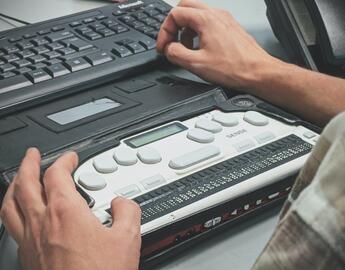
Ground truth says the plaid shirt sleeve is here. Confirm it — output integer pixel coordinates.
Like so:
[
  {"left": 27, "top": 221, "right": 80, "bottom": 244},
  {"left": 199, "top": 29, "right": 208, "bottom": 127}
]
[{"left": 252, "top": 113, "right": 345, "bottom": 270}]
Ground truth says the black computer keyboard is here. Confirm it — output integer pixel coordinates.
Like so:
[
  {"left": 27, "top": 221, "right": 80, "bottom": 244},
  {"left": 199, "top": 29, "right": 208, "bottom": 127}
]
[{"left": 0, "top": 0, "right": 171, "bottom": 115}]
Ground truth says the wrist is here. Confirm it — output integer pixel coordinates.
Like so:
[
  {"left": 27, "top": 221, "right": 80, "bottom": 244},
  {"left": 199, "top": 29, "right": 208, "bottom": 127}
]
[{"left": 244, "top": 55, "right": 289, "bottom": 92}]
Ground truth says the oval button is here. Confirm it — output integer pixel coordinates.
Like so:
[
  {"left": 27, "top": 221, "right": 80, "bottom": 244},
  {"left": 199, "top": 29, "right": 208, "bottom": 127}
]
[
  {"left": 187, "top": 128, "right": 215, "bottom": 143},
  {"left": 78, "top": 172, "right": 107, "bottom": 191},
  {"left": 114, "top": 148, "right": 138, "bottom": 166},
  {"left": 195, "top": 119, "right": 223, "bottom": 133},
  {"left": 243, "top": 111, "right": 269, "bottom": 126},
  {"left": 137, "top": 147, "right": 162, "bottom": 164},
  {"left": 93, "top": 155, "right": 118, "bottom": 173},
  {"left": 212, "top": 112, "right": 239, "bottom": 127}
]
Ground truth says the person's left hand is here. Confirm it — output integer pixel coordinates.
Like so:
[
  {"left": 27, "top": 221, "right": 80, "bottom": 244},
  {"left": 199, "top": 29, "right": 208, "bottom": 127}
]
[{"left": 0, "top": 148, "right": 142, "bottom": 270}]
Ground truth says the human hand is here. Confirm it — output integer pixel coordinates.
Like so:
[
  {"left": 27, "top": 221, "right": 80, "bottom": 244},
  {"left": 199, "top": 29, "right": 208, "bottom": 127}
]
[
  {"left": 157, "top": 0, "right": 279, "bottom": 89},
  {"left": 0, "top": 148, "right": 141, "bottom": 270}
]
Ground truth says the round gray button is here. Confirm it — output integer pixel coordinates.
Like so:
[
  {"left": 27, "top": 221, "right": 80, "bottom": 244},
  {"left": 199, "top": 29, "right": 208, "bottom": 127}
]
[
  {"left": 93, "top": 155, "right": 118, "bottom": 174},
  {"left": 243, "top": 111, "right": 269, "bottom": 126},
  {"left": 195, "top": 119, "right": 223, "bottom": 133},
  {"left": 187, "top": 128, "right": 215, "bottom": 143},
  {"left": 137, "top": 147, "right": 162, "bottom": 164},
  {"left": 114, "top": 148, "right": 138, "bottom": 166},
  {"left": 78, "top": 172, "right": 107, "bottom": 191},
  {"left": 212, "top": 112, "right": 239, "bottom": 127}
]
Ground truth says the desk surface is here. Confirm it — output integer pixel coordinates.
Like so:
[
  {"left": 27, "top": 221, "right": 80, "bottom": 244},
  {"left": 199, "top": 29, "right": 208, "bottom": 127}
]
[{"left": 0, "top": 1, "right": 287, "bottom": 269}]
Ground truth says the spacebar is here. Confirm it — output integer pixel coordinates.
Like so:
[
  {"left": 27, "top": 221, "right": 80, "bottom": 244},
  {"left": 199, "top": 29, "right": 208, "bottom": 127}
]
[{"left": 0, "top": 75, "right": 33, "bottom": 94}]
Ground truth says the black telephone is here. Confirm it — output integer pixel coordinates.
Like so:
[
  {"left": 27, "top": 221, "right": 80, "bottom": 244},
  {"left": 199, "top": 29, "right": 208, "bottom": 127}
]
[{"left": 265, "top": 0, "right": 345, "bottom": 77}]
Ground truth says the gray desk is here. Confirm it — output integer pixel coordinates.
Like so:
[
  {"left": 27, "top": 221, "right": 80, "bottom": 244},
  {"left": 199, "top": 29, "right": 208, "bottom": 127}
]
[{"left": 0, "top": 1, "right": 288, "bottom": 269}]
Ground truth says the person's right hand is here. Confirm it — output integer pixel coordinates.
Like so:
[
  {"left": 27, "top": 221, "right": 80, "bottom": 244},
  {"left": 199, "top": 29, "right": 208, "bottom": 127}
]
[
  {"left": 0, "top": 148, "right": 141, "bottom": 270},
  {"left": 157, "top": 0, "right": 279, "bottom": 89}
]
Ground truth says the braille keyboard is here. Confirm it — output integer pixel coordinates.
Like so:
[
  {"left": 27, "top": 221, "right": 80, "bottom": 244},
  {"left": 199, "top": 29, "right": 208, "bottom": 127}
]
[
  {"left": 0, "top": 0, "right": 171, "bottom": 114},
  {"left": 73, "top": 109, "right": 319, "bottom": 233}
]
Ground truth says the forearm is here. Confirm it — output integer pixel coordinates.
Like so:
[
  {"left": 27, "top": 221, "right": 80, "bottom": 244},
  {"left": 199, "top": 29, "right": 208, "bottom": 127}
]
[{"left": 246, "top": 58, "right": 345, "bottom": 126}]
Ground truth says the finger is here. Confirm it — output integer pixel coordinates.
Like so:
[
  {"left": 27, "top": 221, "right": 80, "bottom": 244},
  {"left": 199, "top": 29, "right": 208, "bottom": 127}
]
[
  {"left": 157, "top": 7, "right": 206, "bottom": 53},
  {"left": 43, "top": 152, "right": 79, "bottom": 202},
  {"left": 164, "top": 42, "right": 200, "bottom": 70},
  {"left": 110, "top": 197, "right": 141, "bottom": 232},
  {"left": 178, "top": 0, "right": 209, "bottom": 9},
  {"left": 0, "top": 181, "right": 25, "bottom": 244},
  {"left": 13, "top": 148, "right": 46, "bottom": 218}
]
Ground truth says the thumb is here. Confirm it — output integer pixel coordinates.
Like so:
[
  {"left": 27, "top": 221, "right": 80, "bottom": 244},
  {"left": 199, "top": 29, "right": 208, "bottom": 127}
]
[
  {"left": 165, "top": 42, "right": 199, "bottom": 70},
  {"left": 110, "top": 197, "right": 141, "bottom": 232}
]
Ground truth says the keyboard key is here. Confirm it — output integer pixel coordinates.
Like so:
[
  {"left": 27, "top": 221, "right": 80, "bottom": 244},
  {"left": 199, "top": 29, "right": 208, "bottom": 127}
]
[
  {"left": 144, "top": 8, "right": 160, "bottom": 17},
  {"left": 46, "top": 63, "right": 70, "bottom": 77},
  {"left": 23, "top": 33, "right": 37, "bottom": 39},
  {"left": 127, "top": 20, "right": 145, "bottom": 29},
  {"left": 42, "top": 51, "right": 61, "bottom": 60},
  {"left": 46, "top": 42, "right": 64, "bottom": 51},
  {"left": 113, "top": 10, "right": 126, "bottom": 16},
  {"left": 154, "top": 14, "right": 166, "bottom": 23},
  {"left": 37, "top": 29, "right": 51, "bottom": 36},
  {"left": 117, "top": 39, "right": 135, "bottom": 46},
  {"left": 112, "top": 44, "right": 133, "bottom": 58},
  {"left": 76, "top": 26, "right": 92, "bottom": 35},
  {"left": 16, "top": 67, "right": 32, "bottom": 74},
  {"left": 126, "top": 42, "right": 146, "bottom": 54},
  {"left": 32, "top": 46, "right": 50, "bottom": 54},
  {"left": 67, "top": 38, "right": 93, "bottom": 51},
  {"left": 13, "top": 59, "right": 31, "bottom": 68},
  {"left": 0, "top": 63, "right": 16, "bottom": 73},
  {"left": 0, "top": 59, "right": 4, "bottom": 66},
  {"left": 30, "top": 63, "right": 47, "bottom": 71},
  {"left": 17, "top": 49, "right": 35, "bottom": 58},
  {"left": 0, "top": 74, "right": 33, "bottom": 94},
  {"left": 147, "top": 30, "right": 159, "bottom": 39},
  {"left": 26, "top": 69, "right": 52, "bottom": 83},
  {"left": 83, "top": 18, "right": 95, "bottom": 24},
  {"left": 46, "top": 31, "right": 74, "bottom": 42},
  {"left": 8, "top": 37, "right": 22, "bottom": 43},
  {"left": 109, "top": 25, "right": 129, "bottom": 34},
  {"left": 58, "top": 47, "right": 99, "bottom": 61},
  {"left": 64, "top": 57, "right": 91, "bottom": 72},
  {"left": 169, "top": 145, "right": 221, "bottom": 170},
  {"left": 44, "top": 58, "right": 62, "bottom": 66},
  {"left": 2, "top": 54, "right": 20, "bottom": 63},
  {"left": 28, "top": 55, "right": 46, "bottom": 64},
  {"left": 57, "top": 47, "right": 76, "bottom": 56},
  {"left": 69, "top": 21, "right": 82, "bottom": 27},
  {"left": 97, "top": 28, "right": 116, "bottom": 37},
  {"left": 141, "top": 17, "right": 157, "bottom": 26},
  {"left": 137, "top": 25, "right": 154, "bottom": 34},
  {"left": 139, "top": 37, "right": 156, "bottom": 50},
  {"left": 85, "top": 52, "right": 112, "bottom": 66},
  {"left": 132, "top": 12, "right": 148, "bottom": 20},
  {"left": 83, "top": 31, "right": 102, "bottom": 41},
  {"left": 212, "top": 112, "right": 239, "bottom": 127},
  {"left": 17, "top": 41, "right": 34, "bottom": 50},
  {"left": 31, "top": 37, "right": 49, "bottom": 46},
  {"left": 2, "top": 46, "right": 19, "bottom": 54},
  {"left": 89, "top": 23, "right": 106, "bottom": 31},
  {"left": 102, "top": 20, "right": 118, "bottom": 27},
  {"left": 96, "top": 15, "right": 107, "bottom": 20},
  {"left": 0, "top": 72, "right": 16, "bottom": 79},
  {"left": 51, "top": 26, "right": 65, "bottom": 32},
  {"left": 119, "top": 15, "right": 135, "bottom": 23}
]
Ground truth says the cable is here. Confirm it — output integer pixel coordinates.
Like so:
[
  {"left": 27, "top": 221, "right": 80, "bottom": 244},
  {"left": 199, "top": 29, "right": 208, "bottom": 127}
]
[{"left": 0, "top": 13, "right": 30, "bottom": 25}]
